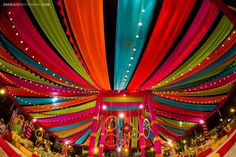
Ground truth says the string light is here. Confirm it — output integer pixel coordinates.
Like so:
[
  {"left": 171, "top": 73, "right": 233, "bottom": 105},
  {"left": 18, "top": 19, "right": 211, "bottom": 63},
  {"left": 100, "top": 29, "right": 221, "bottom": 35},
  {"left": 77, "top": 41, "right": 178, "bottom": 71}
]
[{"left": 52, "top": 97, "right": 58, "bottom": 102}]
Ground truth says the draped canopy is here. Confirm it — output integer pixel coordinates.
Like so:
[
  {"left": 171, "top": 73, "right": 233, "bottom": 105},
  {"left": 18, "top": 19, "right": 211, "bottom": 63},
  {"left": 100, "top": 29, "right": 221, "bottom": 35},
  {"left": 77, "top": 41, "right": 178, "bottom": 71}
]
[{"left": 0, "top": 0, "right": 235, "bottom": 149}]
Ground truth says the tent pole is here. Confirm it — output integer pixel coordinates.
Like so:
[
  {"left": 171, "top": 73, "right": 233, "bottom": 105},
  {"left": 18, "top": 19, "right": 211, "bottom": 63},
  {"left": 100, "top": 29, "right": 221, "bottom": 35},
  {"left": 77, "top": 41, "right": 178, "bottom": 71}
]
[{"left": 88, "top": 93, "right": 102, "bottom": 157}]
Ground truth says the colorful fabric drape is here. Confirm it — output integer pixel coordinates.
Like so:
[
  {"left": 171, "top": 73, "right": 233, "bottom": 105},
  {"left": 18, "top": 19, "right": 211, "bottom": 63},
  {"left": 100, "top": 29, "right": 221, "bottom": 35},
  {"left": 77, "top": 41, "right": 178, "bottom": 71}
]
[{"left": 0, "top": 0, "right": 235, "bottom": 149}]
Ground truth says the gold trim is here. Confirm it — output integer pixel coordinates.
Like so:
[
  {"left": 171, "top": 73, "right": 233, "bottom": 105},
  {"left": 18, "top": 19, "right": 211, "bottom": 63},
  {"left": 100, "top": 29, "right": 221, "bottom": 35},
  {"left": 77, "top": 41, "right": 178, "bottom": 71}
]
[{"left": 154, "top": 136, "right": 161, "bottom": 142}]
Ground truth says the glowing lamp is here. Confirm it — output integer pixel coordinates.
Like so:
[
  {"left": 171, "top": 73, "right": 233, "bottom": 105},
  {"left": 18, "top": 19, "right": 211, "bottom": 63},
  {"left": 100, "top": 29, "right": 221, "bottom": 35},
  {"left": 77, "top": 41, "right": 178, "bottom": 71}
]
[
  {"left": 117, "top": 147, "right": 121, "bottom": 152},
  {"left": 102, "top": 105, "right": 107, "bottom": 110},
  {"left": 199, "top": 119, "right": 204, "bottom": 124},
  {"left": 94, "top": 147, "right": 98, "bottom": 154},
  {"left": 167, "top": 140, "right": 173, "bottom": 147},
  {"left": 230, "top": 108, "right": 235, "bottom": 113},
  {"left": 119, "top": 113, "right": 125, "bottom": 118},
  {"left": 0, "top": 88, "right": 6, "bottom": 95},
  {"left": 139, "top": 104, "right": 144, "bottom": 109}
]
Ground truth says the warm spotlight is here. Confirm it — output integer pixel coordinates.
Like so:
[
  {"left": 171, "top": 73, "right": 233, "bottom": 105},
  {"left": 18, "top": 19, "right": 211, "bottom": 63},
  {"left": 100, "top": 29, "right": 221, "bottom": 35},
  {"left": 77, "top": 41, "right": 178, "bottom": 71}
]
[
  {"left": 230, "top": 108, "right": 235, "bottom": 113},
  {"left": 94, "top": 147, "right": 98, "bottom": 154},
  {"left": 0, "top": 88, "right": 6, "bottom": 95}
]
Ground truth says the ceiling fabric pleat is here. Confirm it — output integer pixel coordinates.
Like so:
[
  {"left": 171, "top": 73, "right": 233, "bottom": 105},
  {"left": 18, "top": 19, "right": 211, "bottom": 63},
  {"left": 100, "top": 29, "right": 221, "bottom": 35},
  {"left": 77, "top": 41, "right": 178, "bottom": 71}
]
[
  {"left": 127, "top": 0, "right": 196, "bottom": 90},
  {"left": 64, "top": 0, "right": 110, "bottom": 90}
]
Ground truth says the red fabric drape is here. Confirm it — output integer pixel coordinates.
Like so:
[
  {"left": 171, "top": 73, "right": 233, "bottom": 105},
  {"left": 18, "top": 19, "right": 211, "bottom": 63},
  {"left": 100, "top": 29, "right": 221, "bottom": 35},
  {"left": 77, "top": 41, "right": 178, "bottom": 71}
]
[
  {"left": 128, "top": 0, "right": 195, "bottom": 90},
  {"left": 140, "top": 1, "right": 219, "bottom": 90}
]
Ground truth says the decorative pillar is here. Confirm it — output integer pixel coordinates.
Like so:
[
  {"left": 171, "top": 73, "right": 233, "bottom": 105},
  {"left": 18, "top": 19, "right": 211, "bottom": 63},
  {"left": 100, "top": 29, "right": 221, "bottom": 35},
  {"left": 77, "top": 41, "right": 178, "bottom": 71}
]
[
  {"left": 146, "top": 94, "right": 162, "bottom": 156},
  {"left": 117, "top": 117, "right": 124, "bottom": 157},
  {"left": 138, "top": 115, "right": 145, "bottom": 157},
  {"left": 99, "top": 116, "right": 106, "bottom": 157},
  {"left": 88, "top": 94, "right": 102, "bottom": 157},
  {"left": 62, "top": 143, "right": 67, "bottom": 156},
  {"left": 202, "top": 122, "right": 210, "bottom": 140}
]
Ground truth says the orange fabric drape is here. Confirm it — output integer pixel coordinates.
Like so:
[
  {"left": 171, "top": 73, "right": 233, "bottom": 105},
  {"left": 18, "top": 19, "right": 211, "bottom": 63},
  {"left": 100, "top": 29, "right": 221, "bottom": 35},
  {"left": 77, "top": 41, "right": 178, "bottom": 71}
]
[{"left": 64, "top": 0, "right": 110, "bottom": 90}]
